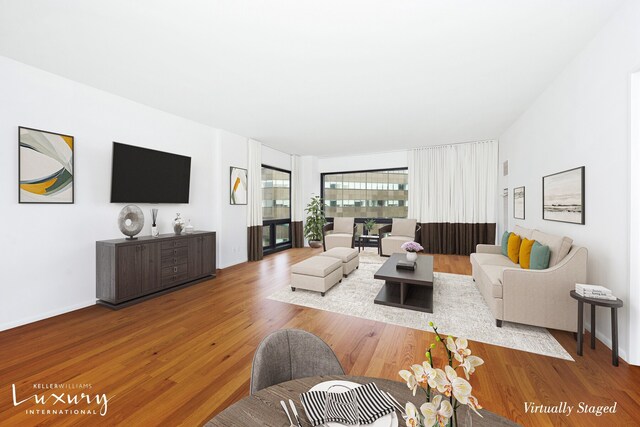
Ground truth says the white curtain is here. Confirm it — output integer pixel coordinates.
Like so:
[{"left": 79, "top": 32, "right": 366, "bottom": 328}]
[
  {"left": 408, "top": 140, "right": 498, "bottom": 224},
  {"left": 247, "top": 139, "right": 263, "bottom": 260},
  {"left": 291, "top": 154, "right": 303, "bottom": 222},
  {"left": 247, "top": 139, "right": 263, "bottom": 227}
]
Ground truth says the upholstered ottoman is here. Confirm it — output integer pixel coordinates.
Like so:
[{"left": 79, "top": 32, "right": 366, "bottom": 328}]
[
  {"left": 319, "top": 247, "right": 359, "bottom": 277},
  {"left": 291, "top": 256, "right": 343, "bottom": 297}
]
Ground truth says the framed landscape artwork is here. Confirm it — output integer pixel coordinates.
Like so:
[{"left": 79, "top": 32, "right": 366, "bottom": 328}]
[
  {"left": 543, "top": 166, "right": 585, "bottom": 224},
  {"left": 230, "top": 166, "right": 247, "bottom": 205},
  {"left": 513, "top": 186, "right": 525, "bottom": 219},
  {"left": 19, "top": 126, "right": 74, "bottom": 204}
]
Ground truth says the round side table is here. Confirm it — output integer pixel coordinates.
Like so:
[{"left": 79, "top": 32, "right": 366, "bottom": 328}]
[{"left": 570, "top": 290, "right": 623, "bottom": 366}]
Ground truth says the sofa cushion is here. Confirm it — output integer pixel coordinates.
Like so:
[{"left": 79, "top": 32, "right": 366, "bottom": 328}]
[
  {"left": 514, "top": 225, "right": 534, "bottom": 240},
  {"left": 480, "top": 265, "right": 511, "bottom": 298},
  {"left": 325, "top": 233, "right": 353, "bottom": 250},
  {"left": 381, "top": 235, "right": 413, "bottom": 255},
  {"left": 501, "top": 231, "right": 510, "bottom": 257},
  {"left": 319, "top": 247, "right": 358, "bottom": 263},
  {"left": 470, "top": 253, "right": 518, "bottom": 268},
  {"left": 333, "top": 217, "right": 354, "bottom": 234},
  {"left": 391, "top": 218, "right": 416, "bottom": 238},
  {"left": 292, "top": 256, "right": 342, "bottom": 277},
  {"left": 530, "top": 241, "right": 551, "bottom": 270},
  {"left": 519, "top": 238, "right": 535, "bottom": 269},
  {"left": 531, "top": 230, "right": 573, "bottom": 267},
  {"left": 507, "top": 233, "right": 521, "bottom": 264}
]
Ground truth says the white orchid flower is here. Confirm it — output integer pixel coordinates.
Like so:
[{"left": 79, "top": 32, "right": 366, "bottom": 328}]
[
  {"left": 427, "top": 367, "right": 448, "bottom": 390},
  {"left": 420, "top": 394, "right": 441, "bottom": 426},
  {"left": 420, "top": 395, "right": 454, "bottom": 427},
  {"left": 405, "top": 401, "right": 421, "bottom": 427},
  {"left": 400, "top": 369, "right": 419, "bottom": 395},
  {"left": 444, "top": 365, "right": 473, "bottom": 404},
  {"left": 446, "top": 337, "right": 471, "bottom": 363},
  {"left": 467, "top": 394, "right": 484, "bottom": 417},
  {"left": 411, "top": 363, "right": 428, "bottom": 385},
  {"left": 437, "top": 399, "right": 454, "bottom": 426},
  {"left": 461, "top": 355, "right": 484, "bottom": 379}
]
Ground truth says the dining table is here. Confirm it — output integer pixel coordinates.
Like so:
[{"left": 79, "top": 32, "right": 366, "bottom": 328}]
[{"left": 205, "top": 375, "right": 520, "bottom": 427}]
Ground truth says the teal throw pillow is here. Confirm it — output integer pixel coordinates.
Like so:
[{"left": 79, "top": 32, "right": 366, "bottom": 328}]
[
  {"left": 501, "top": 231, "right": 510, "bottom": 257},
  {"left": 530, "top": 241, "right": 550, "bottom": 270}
]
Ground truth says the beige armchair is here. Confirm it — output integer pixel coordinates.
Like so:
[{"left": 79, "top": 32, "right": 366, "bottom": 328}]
[
  {"left": 379, "top": 218, "right": 421, "bottom": 256},
  {"left": 322, "top": 217, "right": 356, "bottom": 251}
]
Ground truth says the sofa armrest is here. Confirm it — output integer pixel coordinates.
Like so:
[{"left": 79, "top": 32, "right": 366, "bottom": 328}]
[
  {"left": 501, "top": 246, "right": 588, "bottom": 331},
  {"left": 476, "top": 244, "right": 502, "bottom": 255}
]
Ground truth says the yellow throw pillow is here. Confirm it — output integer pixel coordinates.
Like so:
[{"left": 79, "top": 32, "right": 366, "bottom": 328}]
[
  {"left": 519, "top": 238, "right": 535, "bottom": 269},
  {"left": 507, "top": 233, "right": 521, "bottom": 264}
]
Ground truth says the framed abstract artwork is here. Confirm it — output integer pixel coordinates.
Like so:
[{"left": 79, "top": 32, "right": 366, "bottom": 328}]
[
  {"left": 543, "top": 166, "right": 585, "bottom": 224},
  {"left": 230, "top": 166, "right": 247, "bottom": 205},
  {"left": 513, "top": 186, "right": 525, "bottom": 219},
  {"left": 19, "top": 126, "right": 74, "bottom": 204}
]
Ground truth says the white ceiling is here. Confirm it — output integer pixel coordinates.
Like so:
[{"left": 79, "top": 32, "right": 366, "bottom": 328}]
[{"left": 0, "top": 0, "right": 622, "bottom": 156}]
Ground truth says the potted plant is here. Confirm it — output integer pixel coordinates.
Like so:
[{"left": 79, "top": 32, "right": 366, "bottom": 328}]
[
  {"left": 401, "top": 241, "right": 424, "bottom": 262},
  {"left": 363, "top": 219, "right": 376, "bottom": 235},
  {"left": 399, "top": 322, "right": 484, "bottom": 427},
  {"left": 304, "top": 195, "right": 326, "bottom": 248}
]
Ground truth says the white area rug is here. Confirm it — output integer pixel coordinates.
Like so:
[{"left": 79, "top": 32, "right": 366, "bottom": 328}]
[{"left": 268, "top": 250, "right": 573, "bottom": 361}]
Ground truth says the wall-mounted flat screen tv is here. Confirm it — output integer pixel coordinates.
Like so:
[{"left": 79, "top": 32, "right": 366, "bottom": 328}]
[{"left": 110, "top": 142, "right": 191, "bottom": 203}]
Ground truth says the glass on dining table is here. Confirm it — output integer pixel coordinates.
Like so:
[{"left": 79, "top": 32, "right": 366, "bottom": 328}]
[{"left": 324, "top": 384, "right": 359, "bottom": 426}]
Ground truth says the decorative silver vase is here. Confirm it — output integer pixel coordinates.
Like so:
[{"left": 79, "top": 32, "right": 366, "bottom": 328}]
[{"left": 173, "top": 213, "right": 185, "bottom": 235}]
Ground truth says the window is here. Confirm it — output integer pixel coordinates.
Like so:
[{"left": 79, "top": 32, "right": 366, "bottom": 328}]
[
  {"left": 321, "top": 168, "right": 408, "bottom": 239},
  {"left": 262, "top": 165, "right": 291, "bottom": 254},
  {"left": 321, "top": 168, "right": 408, "bottom": 219}
]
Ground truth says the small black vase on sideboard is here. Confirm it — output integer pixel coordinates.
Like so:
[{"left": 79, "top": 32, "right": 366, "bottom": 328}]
[{"left": 96, "top": 231, "right": 216, "bottom": 308}]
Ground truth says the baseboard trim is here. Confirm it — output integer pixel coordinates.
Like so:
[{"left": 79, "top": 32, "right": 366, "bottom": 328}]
[
  {"left": 585, "top": 321, "right": 630, "bottom": 365},
  {"left": 0, "top": 300, "right": 96, "bottom": 332}
]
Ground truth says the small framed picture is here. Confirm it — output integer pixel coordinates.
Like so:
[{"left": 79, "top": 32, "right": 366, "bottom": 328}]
[
  {"left": 19, "top": 126, "right": 74, "bottom": 204},
  {"left": 230, "top": 166, "right": 248, "bottom": 205},
  {"left": 513, "top": 186, "right": 525, "bottom": 219},
  {"left": 543, "top": 166, "right": 585, "bottom": 224}
]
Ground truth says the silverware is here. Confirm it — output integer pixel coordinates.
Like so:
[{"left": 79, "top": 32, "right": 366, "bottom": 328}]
[
  {"left": 280, "top": 400, "right": 296, "bottom": 427},
  {"left": 288, "top": 399, "right": 303, "bottom": 427}
]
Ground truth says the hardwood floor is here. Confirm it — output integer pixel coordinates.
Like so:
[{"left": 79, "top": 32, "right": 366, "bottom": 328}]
[{"left": 0, "top": 248, "right": 638, "bottom": 426}]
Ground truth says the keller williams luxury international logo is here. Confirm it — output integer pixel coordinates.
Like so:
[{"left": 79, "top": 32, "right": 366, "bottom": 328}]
[{"left": 12, "top": 383, "right": 112, "bottom": 416}]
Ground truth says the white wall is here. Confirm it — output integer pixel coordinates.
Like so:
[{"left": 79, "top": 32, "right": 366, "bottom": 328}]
[
  {"left": 499, "top": 0, "right": 640, "bottom": 364},
  {"left": 217, "top": 130, "right": 248, "bottom": 268},
  {"left": 0, "top": 56, "right": 220, "bottom": 331},
  {"left": 318, "top": 150, "right": 408, "bottom": 175},
  {"left": 262, "top": 145, "right": 291, "bottom": 171}
]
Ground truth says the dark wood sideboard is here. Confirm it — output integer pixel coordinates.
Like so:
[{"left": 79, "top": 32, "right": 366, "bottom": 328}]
[{"left": 96, "top": 231, "right": 216, "bottom": 308}]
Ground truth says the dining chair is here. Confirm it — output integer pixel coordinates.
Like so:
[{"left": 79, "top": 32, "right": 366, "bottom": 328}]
[{"left": 250, "top": 329, "right": 345, "bottom": 395}]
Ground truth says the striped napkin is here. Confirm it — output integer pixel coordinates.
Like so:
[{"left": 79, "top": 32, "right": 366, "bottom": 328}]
[{"left": 300, "top": 382, "right": 394, "bottom": 426}]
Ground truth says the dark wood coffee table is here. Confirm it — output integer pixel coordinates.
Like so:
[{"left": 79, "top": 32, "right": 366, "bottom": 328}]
[{"left": 373, "top": 253, "right": 434, "bottom": 313}]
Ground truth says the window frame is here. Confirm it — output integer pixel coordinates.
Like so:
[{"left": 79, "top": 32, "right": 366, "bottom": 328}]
[{"left": 261, "top": 164, "right": 292, "bottom": 255}]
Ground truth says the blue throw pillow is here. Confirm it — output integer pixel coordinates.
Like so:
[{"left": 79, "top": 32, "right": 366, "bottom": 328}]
[
  {"left": 530, "top": 241, "right": 550, "bottom": 270},
  {"left": 501, "top": 231, "right": 510, "bottom": 257}
]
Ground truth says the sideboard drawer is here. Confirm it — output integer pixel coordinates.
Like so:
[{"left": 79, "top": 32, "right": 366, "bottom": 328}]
[
  {"left": 161, "top": 239, "right": 189, "bottom": 250},
  {"left": 161, "top": 263, "right": 188, "bottom": 278},
  {"left": 161, "top": 247, "right": 188, "bottom": 261},
  {"left": 161, "top": 272, "right": 189, "bottom": 287}
]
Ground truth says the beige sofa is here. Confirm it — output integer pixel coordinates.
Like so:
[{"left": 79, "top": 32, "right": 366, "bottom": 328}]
[{"left": 471, "top": 225, "right": 587, "bottom": 332}]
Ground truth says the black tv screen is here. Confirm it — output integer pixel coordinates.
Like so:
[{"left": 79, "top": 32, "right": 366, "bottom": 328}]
[{"left": 110, "top": 142, "right": 191, "bottom": 203}]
